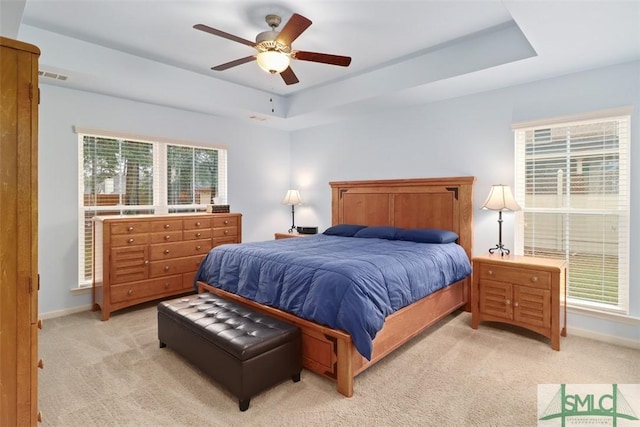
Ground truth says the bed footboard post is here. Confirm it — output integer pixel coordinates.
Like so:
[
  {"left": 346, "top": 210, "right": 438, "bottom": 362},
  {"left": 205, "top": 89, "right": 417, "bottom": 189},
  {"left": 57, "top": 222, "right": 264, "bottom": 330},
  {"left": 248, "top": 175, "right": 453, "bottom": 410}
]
[{"left": 335, "top": 338, "right": 354, "bottom": 397}]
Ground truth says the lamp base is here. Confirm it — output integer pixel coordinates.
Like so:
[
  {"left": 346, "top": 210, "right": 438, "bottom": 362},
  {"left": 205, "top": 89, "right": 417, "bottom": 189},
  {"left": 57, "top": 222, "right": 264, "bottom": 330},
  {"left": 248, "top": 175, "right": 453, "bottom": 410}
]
[{"left": 488, "top": 244, "right": 511, "bottom": 256}]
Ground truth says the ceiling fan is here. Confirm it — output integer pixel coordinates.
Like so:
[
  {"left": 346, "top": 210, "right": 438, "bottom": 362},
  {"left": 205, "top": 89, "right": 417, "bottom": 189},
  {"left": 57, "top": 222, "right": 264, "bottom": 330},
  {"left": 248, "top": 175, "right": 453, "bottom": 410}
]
[{"left": 194, "top": 13, "right": 352, "bottom": 85}]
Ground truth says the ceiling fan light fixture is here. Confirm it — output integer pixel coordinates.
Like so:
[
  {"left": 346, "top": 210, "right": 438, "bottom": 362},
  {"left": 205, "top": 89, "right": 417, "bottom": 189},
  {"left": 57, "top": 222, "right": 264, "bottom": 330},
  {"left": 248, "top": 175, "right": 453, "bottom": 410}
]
[{"left": 256, "top": 50, "right": 290, "bottom": 74}]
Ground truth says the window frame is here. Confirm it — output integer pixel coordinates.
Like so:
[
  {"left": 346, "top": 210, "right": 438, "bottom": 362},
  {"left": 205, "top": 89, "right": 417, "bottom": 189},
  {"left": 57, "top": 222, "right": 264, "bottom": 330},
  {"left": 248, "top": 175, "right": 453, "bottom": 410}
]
[
  {"left": 76, "top": 128, "right": 227, "bottom": 288},
  {"left": 512, "top": 107, "right": 631, "bottom": 315}
]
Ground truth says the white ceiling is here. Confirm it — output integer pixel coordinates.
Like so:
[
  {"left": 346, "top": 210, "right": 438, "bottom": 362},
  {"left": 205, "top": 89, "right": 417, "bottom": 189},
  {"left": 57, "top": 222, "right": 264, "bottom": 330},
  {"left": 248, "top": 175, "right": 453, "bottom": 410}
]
[{"left": 3, "top": 0, "right": 640, "bottom": 130}]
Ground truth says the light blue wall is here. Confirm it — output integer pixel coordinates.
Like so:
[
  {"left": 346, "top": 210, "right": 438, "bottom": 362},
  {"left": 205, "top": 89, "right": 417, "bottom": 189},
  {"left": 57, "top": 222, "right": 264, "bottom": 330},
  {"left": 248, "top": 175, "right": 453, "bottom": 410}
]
[
  {"left": 38, "top": 85, "right": 291, "bottom": 314},
  {"left": 39, "top": 60, "right": 639, "bottom": 345},
  {"left": 289, "top": 60, "right": 640, "bottom": 344}
]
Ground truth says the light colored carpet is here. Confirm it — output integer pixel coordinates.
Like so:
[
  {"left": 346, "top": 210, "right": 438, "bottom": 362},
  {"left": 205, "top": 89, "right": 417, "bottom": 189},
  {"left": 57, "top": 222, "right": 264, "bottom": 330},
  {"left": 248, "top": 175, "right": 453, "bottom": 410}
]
[{"left": 39, "top": 301, "right": 639, "bottom": 426}]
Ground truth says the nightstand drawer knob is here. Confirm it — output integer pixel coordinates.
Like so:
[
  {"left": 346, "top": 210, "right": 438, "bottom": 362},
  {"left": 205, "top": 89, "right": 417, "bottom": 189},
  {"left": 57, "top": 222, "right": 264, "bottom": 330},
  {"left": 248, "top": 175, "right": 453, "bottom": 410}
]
[
  {"left": 224, "top": 220, "right": 229, "bottom": 225},
  {"left": 196, "top": 245, "right": 201, "bottom": 250},
  {"left": 487, "top": 270, "right": 494, "bottom": 275},
  {"left": 224, "top": 230, "right": 229, "bottom": 235},
  {"left": 531, "top": 276, "right": 538, "bottom": 283},
  {"left": 164, "top": 224, "right": 170, "bottom": 229},
  {"left": 128, "top": 289, "right": 133, "bottom": 295},
  {"left": 196, "top": 232, "right": 201, "bottom": 237},
  {"left": 514, "top": 301, "right": 519, "bottom": 307},
  {"left": 164, "top": 249, "right": 170, "bottom": 254},
  {"left": 504, "top": 299, "right": 511, "bottom": 305},
  {"left": 165, "top": 235, "right": 171, "bottom": 240},
  {"left": 128, "top": 238, "right": 134, "bottom": 243},
  {"left": 128, "top": 226, "right": 134, "bottom": 232},
  {"left": 196, "top": 222, "right": 201, "bottom": 226}
]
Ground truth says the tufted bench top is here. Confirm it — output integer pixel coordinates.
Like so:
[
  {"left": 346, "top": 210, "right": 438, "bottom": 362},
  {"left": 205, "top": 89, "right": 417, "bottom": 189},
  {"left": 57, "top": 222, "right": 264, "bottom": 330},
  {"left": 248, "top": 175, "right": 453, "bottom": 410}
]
[{"left": 158, "top": 293, "right": 299, "bottom": 361}]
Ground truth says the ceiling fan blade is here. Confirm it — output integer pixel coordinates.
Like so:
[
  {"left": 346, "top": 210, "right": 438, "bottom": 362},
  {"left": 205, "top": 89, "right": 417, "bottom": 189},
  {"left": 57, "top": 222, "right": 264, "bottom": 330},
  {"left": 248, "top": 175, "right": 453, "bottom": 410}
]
[
  {"left": 293, "top": 51, "right": 352, "bottom": 67},
  {"left": 194, "top": 24, "right": 255, "bottom": 47},
  {"left": 212, "top": 56, "right": 256, "bottom": 71},
  {"left": 280, "top": 67, "right": 299, "bottom": 85},
  {"left": 276, "top": 13, "right": 312, "bottom": 46}
]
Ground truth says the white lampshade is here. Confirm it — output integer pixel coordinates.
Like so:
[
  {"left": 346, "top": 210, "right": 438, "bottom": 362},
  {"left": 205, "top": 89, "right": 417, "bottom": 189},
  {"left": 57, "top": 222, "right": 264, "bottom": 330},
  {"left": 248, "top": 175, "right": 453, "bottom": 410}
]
[
  {"left": 256, "top": 51, "right": 290, "bottom": 74},
  {"left": 481, "top": 184, "right": 521, "bottom": 211},
  {"left": 282, "top": 189, "right": 302, "bottom": 205}
]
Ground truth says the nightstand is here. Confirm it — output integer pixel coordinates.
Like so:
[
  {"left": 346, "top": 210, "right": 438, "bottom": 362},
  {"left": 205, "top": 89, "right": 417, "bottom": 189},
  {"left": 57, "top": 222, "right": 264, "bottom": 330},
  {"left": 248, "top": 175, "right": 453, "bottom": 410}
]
[
  {"left": 471, "top": 254, "right": 567, "bottom": 350},
  {"left": 274, "top": 232, "right": 312, "bottom": 239}
]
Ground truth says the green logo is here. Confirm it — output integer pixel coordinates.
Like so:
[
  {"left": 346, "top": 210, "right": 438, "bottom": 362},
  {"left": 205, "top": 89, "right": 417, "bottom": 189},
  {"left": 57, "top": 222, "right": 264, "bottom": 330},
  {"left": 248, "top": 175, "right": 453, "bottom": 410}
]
[{"left": 539, "top": 384, "right": 639, "bottom": 426}]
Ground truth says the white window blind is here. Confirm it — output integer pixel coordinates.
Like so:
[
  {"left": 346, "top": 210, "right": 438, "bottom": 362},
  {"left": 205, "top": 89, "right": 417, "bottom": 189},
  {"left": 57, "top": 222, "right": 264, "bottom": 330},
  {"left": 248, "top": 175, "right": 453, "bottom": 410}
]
[
  {"left": 513, "top": 110, "right": 630, "bottom": 314},
  {"left": 77, "top": 131, "right": 227, "bottom": 287}
]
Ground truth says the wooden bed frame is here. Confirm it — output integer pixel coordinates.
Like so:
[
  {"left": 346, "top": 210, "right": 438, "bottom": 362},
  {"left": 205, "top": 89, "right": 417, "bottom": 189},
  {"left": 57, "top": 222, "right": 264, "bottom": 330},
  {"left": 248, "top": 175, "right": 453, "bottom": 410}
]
[{"left": 198, "top": 176, "right": 475, "bottom": 397}]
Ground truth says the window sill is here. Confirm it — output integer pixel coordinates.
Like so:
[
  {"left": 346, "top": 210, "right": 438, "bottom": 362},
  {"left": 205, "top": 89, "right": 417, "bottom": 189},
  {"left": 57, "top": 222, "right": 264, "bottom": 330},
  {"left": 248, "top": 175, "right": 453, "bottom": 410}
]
[{"left": 567, "top": 305, "right": 640, "bottom": 325}]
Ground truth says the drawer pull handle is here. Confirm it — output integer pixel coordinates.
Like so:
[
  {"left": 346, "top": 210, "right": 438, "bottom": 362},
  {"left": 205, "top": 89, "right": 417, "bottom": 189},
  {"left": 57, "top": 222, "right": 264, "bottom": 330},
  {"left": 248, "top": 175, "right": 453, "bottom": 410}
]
[
  {"left": 224, "top": 220, "right": 229, "bottom": 225},
  {"left": 224, "top": 230, "right": 229, "bottom": 235},
  {"left": 164, "top": 283, "right": 170, "bottom": 289},
  {"left": 144, "top": 260, "right": 149, "bottom": 265},
  {"left": 164, "top": 224, "right": 170, "bottom": 229},
  {"left": 38, "top": 359, "right": 44, "bottom": 369},
  {"left": 196, "top": 245, "right": 201, "bottom": 250},
  {"left": 164, "top": 266, "right": 170, "bottom": 271},
  {"left": 196, "top": 222, "right": 201, "bottom": 226},
  {"left": 37, "top": 319, "right": 43, "bottom": 329},
  {"left": 128, "top": 226, "right": 134, "bottom": 232},
  {"left": 164, "top": 249, "right": 170, "bottom": 255},
  {"left": 504, "top": 299, "right": 511, "bottom": 305},
  {"left": 487, "top": 270, "right": 493, "bottom": 275},
  {"left": 128, "top": 238, "right": 134, "bottom": 243},
  {"left": 531, "top": 276, "right": 538, "bottom": 283},
  {"left": 128, "top": 289, "right": 133, "bottom": 295},
  {"left": 196, "top": 232, "right": 201, "bottom": 237},
  {"left": 514, "top": 301, "right": 519, "bottom": 307}
]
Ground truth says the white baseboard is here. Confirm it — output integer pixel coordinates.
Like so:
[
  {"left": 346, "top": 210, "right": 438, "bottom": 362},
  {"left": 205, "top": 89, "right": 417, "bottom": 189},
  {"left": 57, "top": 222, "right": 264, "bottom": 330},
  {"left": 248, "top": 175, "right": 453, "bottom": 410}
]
[
  {"left": 40, "top": 304, "right": 93, "bottom": 320},
  {"left": 569, "top": 326, "right": 640, "bottom": 350}
]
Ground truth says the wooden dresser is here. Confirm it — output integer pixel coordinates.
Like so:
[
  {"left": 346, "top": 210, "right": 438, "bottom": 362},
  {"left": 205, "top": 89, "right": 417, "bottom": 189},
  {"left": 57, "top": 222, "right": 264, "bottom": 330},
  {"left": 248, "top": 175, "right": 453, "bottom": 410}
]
[
  {"left": 471, "top": 254, "right": 567, "bottom": 350},
  {"left": 0, "top": 37, "right": 41, "bottom": 425},
  {"left": 93, "top": 213, "right": 241, "bottom": 320}
]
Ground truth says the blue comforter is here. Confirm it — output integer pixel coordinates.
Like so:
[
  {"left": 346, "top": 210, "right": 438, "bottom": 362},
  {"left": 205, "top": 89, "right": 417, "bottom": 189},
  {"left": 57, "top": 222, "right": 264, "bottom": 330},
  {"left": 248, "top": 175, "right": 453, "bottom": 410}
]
[{"left": 194, "top": 234, "right": 471, "bottom": 360}]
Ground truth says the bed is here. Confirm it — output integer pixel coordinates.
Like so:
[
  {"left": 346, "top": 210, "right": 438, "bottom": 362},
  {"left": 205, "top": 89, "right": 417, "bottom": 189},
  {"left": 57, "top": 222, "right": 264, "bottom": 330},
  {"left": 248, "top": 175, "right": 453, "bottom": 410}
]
[{"left": 196, "top": 176, "right": 475, "bottom": 397}]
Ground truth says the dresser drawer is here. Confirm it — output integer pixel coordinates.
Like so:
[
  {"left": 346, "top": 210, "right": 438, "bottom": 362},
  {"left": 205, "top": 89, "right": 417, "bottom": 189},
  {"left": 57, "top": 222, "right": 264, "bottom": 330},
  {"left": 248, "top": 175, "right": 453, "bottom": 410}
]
[
  {"left": 479, "top": 263, "right": 551, "bottom": 290},
  {"left": 183, "top": 228, "right": 212, "bottom": 240},
  {"left": 213, "top": 216, "right": 238, "bottom": 228},
  {"left": 149, "top": 255, "right": 207, "bottom": 278},
  {"left": 149, "top": 239, "right": 211, "bottom": 260},
  {"left": 183, "top": 218, "right": 211, "bottom": 229},
  {"left": 110, "top": 222, "right": 150, "bottom": 235},
  {"left": 150, "top": 219, "right": 183, "bottom": 232},
  {"left": 150, "top": 230, "right": 183, "bottom": 244},
  {"left": 110, "top": 233, "right": 150, "bottom": 247},
  {"left": 213, "top": 227, "right": 237, "bottom": 239},
  {"left": 110, "top": 275, "right": 183, "bottom": 303},
  {"left": 213, "top": 236, "right": 238, "bottom": 247}
]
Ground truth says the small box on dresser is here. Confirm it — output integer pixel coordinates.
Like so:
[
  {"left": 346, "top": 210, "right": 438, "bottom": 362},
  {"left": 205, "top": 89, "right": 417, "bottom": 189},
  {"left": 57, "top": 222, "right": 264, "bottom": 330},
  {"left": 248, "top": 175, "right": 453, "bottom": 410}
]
[
  {"left": 93, "top": 213, "right": 242, "bottom": 320},
  {"left": 471, "top": 254, "right": 567, "bottom": 350}
]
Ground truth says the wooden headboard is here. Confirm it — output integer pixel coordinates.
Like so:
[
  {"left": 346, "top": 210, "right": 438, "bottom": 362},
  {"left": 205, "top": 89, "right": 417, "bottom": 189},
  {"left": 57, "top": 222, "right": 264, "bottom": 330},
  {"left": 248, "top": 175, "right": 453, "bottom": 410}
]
[{"left": 330, "top": 177, "right": 475, "bottom": 260}]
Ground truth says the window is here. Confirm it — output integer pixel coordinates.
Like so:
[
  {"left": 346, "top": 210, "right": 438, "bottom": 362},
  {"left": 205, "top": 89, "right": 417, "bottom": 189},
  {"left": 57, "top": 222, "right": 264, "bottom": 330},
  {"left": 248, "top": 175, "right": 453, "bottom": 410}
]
[
  {"left": 77, "top": 129, "right": 227, "bottom": 287},
  {"left": 513, "top": 109, "right": 630, "bottom": 314}
]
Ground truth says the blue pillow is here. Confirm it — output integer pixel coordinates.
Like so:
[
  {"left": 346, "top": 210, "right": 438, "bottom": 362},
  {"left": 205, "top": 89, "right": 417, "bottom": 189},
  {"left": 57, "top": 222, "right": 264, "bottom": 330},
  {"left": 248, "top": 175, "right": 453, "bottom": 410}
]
[
  {"left": 323, "top": 224, "right": 368, "bottom": 237},
  {"left": 353, "top": 226, "right": 401, "bottom": 240},
  {"left": 397, "top": 228, "right": 459, "bottom": 244}
]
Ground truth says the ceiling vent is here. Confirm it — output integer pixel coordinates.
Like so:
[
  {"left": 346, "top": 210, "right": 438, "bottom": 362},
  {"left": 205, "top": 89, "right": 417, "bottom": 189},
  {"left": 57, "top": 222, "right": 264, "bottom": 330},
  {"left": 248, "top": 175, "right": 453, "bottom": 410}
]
[{"left": 38, "top": 70, "right": 68, "bottom": 81}]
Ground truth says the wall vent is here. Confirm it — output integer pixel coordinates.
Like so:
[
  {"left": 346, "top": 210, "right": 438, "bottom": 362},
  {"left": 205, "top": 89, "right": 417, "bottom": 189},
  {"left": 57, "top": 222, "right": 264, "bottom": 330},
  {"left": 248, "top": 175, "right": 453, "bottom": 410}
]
[{"left": 38, "top": 70, "right": 68, "bottom": 81}]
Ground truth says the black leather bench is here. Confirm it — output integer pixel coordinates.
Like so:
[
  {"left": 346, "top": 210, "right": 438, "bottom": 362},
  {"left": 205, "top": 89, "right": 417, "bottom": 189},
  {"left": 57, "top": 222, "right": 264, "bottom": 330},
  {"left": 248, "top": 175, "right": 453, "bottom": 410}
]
[{"left": 157, "top": 293, "right": 302, "bottom": 411}]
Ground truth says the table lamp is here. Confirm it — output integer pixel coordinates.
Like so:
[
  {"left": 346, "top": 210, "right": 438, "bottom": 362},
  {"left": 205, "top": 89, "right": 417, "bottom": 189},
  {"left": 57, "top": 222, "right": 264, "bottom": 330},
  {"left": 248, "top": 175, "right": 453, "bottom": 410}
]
[
  {"left": 481, "top": 184, "right": 521, "bottom": 256},
  {"left": 282, "top": 190, "right": 302, "bottom": 233}
]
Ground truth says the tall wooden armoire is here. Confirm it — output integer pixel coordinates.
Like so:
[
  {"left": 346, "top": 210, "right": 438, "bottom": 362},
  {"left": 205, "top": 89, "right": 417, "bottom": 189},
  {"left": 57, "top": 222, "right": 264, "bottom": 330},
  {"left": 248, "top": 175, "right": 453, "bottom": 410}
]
[{"left": 0, "top": 36, "right": 41, "bottom": 425}]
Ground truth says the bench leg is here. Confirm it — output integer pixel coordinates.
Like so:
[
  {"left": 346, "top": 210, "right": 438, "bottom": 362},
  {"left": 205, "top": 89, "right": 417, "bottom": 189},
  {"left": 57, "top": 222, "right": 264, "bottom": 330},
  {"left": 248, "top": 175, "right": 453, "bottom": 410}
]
[{"left": 239, "top": 398, "right": 250, "bottom": 412}]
